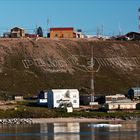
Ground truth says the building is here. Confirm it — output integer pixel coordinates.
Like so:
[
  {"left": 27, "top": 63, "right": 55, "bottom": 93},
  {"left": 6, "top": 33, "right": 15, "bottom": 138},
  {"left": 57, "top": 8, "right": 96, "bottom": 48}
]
[
  {"left": 37, "top": 90, "right": 48, "bottom": 105},
  {"left": 11, "top": 27, "right": 25, "bottom": 38},
  {"left": 25, "top": 33, "right": 38, "bottom": 38},
  {"left": 126, "top": 32, "right": 140, "bottom": 41},
  {"left": 101, "top": 99, "right": 137, "bottom": 111},
  {"left": 47, "top": 89, "right": 79, "bottom": 108},
  {"left": 105, "top": 94, "right": 126, "bottom": 103},
  {"left": 48, "top": 27, "right": 84, "bottom": 39},
  {"left": 80, "top": 95, "right": 91, "bottom": 105},
  {"left": 80, "top": 95, "right": 104, "bottom": 105},
  {"left": 14, "top": 95, "right": 24, "bottom": 101},
  {"left": 74, "top": 29, "right": 84, "bottom": 38},
  {"left": 128, "top": 87, "right": 140, "bottom": 99},
  {"left": 3, "top": 32, "right": 11, "bottom": 38}
]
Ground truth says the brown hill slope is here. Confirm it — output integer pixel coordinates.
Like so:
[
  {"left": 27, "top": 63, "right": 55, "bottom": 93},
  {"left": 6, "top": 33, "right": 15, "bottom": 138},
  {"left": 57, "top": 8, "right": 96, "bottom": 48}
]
[{"left": 0, "top": 38, "right": 140, "bottom": 97}]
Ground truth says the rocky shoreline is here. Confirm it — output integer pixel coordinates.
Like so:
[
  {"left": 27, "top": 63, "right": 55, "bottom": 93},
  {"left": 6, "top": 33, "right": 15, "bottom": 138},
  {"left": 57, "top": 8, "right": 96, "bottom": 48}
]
[
  {"left": 0, "top": 118, "right": 32, "bottom": 124},
  {"left": 0, "top": 116, "right": 139, "bottom": 125}
]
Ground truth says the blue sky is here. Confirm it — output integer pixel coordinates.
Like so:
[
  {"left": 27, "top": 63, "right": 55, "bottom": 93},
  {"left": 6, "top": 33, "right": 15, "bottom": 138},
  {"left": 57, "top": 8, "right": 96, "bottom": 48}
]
[{"left": 0, "top": 0, "right": 139, "bottom": 36}]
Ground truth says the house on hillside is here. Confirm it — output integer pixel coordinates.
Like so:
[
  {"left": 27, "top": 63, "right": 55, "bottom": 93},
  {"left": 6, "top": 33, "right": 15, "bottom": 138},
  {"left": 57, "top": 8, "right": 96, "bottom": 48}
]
[
  {"left": 11, "top": 27, "right": 25, "bottom": 38},
  {"left": 48, "top": 27, "right": 84, "bottom": 39},
  {"left": 47, "top": 89, "right": 79, "bottom": 108}
]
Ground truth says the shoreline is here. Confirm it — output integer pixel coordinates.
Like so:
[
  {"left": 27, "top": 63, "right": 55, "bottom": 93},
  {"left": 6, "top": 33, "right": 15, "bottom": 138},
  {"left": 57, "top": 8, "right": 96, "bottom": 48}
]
[{"left": 32, "top": 117, "right": 123, "bottom": 124}]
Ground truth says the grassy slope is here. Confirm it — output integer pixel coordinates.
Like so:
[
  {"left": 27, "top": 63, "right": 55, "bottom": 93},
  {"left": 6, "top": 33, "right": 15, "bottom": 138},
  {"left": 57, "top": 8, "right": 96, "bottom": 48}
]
[{"left": 0, "top": 38, "right": 139, "bottom": 97}]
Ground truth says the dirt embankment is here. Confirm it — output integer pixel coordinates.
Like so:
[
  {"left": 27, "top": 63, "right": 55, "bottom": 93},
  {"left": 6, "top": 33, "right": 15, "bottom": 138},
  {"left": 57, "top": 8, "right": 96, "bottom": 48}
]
[{"left": 0, "top": 38, "right": 139, "bottom": 97}]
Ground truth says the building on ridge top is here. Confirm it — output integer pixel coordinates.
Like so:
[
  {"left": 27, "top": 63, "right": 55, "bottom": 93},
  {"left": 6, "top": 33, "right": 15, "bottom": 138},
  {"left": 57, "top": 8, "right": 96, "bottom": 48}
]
[
  {"left": 48, "top": 27, "right": 84, "bottom": 39},
  {"left": 11, "top": 27, "right": 25, "bottom": 38}
]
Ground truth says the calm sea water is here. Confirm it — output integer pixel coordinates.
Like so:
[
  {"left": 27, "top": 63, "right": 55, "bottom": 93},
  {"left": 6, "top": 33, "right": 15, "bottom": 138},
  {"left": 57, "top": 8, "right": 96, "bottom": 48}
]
[{"left": 0, "top": 120, "right": 140, "bottom": 140}]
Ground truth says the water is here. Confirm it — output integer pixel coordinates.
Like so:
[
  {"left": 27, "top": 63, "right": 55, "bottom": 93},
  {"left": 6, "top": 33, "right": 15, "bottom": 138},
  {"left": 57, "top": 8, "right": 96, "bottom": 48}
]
[{"left": 0, "top": 120, "right": 140, "bottom": 140}]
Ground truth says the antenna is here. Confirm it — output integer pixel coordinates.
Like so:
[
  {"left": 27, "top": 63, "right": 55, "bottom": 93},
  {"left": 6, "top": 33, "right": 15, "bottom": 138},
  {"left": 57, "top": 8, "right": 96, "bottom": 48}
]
[
  {"left": 34, "top": 25, "right": 38, "bottom": 34},
  {"left": 138, "top": 7, "right": 140, "bottom": 33},
  {"left": 101, "top": 25, "right": 104, "bottom": 36},
  {"left": 47, "top": 17, "right": 50, "bottom": 32},
  {"left": 96, "top": 26, "right": 100, "bottom": 37},
  {"left": 118, "top": 22, "right": 122, "bottom": 36},
  {"left": 91, "top": 45, "right": 94, "bottom": 102},
  {"left": 90, "top": 45, "right": 101, "bottom": 105}
]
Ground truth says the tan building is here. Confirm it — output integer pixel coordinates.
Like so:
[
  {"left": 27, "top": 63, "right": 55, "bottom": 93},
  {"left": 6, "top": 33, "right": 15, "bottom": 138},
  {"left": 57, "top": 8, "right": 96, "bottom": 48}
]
[
  {"left": 14, "top": 96, "right": 24, "bottom": 101},
  {"left": 105, "top": 94, "right": 126, "bottom": 103},
  {"left": 49, "top": 27, "right": 84, "bottom": 39},
  {"left": 11, "top": 27, "right": 25, "bottom": 38},
  {"left": 101, "top": 99, "right": 137, "bottom": 110}
]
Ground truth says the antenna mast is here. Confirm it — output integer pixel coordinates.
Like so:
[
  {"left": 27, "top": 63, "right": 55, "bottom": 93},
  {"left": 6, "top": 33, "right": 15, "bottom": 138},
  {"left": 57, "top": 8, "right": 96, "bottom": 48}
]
[
  {"left": 118, "top": 22, "right": 122, "bottom": 36},
  {"left": 47, "top": 17, "right": 50, "bottom": 32},
  {"left": 91, "top": 45, "right": 94, "bottom": 102},
  {"left": 89, "top": 44, "right": 101, "bottom": 106}
]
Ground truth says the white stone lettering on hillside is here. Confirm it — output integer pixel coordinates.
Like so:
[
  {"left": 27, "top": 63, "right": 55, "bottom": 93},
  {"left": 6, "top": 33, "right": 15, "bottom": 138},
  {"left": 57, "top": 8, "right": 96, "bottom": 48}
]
[{"left": 22, "top": 56, "right": 140, "bottom": 72}]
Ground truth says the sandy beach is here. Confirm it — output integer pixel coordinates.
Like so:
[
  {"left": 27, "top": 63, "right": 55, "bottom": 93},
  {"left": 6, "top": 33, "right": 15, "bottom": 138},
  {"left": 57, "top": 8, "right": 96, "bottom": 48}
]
[{"left": 32, "top": 117, "right": 123, "bottom": 124}]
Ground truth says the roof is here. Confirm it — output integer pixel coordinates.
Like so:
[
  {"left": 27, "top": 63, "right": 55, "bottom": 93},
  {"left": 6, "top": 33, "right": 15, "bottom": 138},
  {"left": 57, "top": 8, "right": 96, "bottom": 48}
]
[
  {"left": 105, "top": 99, "right": 136, "bottom": 104},
  {"left": 11, "top": 27, "right": 24, "bottom": 31},
  {"left": 126, "top": 32, "right": 140, "bottom": 36},
  {"left": 48, "top": 89, "right": 79, "bottom": 94},
  {"left": 50, "top": 89, "right": 78, "bottom": 91},
  {"left": 50, "top": 27, "right": 74, "bottom": 31},
  {"left": 106, "top": 94, "right": 125, "bottom": 98},
  {"left": 132, "top": 87, "right": 140, "bottom": 91}
]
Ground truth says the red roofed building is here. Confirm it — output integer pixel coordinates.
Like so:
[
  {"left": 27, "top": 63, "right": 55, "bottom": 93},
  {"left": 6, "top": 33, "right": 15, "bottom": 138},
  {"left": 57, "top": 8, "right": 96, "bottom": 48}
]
[{"left": 49, "top": 27, "right": 84, "bottom": 39}]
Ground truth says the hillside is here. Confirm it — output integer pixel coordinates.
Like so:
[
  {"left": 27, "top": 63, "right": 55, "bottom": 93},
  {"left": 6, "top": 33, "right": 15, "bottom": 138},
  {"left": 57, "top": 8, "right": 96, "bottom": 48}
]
[{"left": 0, "top": 38, "right": 140, "bottom": 98}]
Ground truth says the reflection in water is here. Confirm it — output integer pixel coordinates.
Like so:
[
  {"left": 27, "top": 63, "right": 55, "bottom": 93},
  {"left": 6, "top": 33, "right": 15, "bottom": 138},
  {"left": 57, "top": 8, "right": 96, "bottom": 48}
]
[
  {"left": 47, "top": 123, "right": 80, "bottom": 140},
  {"left": 0, "top": 121, "right": 140, "bottom": 140}
]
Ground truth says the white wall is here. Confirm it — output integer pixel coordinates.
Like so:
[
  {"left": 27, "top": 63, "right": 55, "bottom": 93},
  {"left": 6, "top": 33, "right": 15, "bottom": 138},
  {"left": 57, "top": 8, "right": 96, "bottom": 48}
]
[{"left": 47, "top": 89, "right": 79, "bottom": 108}]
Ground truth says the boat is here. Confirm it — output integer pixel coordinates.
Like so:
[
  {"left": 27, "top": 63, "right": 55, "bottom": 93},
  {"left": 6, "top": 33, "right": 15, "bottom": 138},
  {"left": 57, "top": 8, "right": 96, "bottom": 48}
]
[{"left": 88, "top": 123, "right": 122, "bottom": 128}]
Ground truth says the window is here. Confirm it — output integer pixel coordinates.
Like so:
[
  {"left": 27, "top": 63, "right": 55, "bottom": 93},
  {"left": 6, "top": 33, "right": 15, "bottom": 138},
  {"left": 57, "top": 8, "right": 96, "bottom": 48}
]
[
  {"left": 56, "top": 95, "right": 60, "bottom": 98},
  {"left": 73, "top": 95, "right": 77, "bottom": 98},
  {"left": 73, "top": 100, "right": 77, "bottom": 103},
  {"left": 56, "top": 100, "right": 60, "bottom": 103},
  {"left": 112, "top": 98, "right": 117, "bottom": 102},
  {"left": 61, "top": 34, "right": 64, "bottom": 38}
]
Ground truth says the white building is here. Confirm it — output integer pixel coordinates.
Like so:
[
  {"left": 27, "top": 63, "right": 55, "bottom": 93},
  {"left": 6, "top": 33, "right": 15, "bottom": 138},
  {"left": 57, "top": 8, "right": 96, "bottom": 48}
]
[
  {"left": 47, "top": 89, "right": 79, "bottom": 108},
  {"left": 128, "top": 87, "right": 140, "bottom": 99}
]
